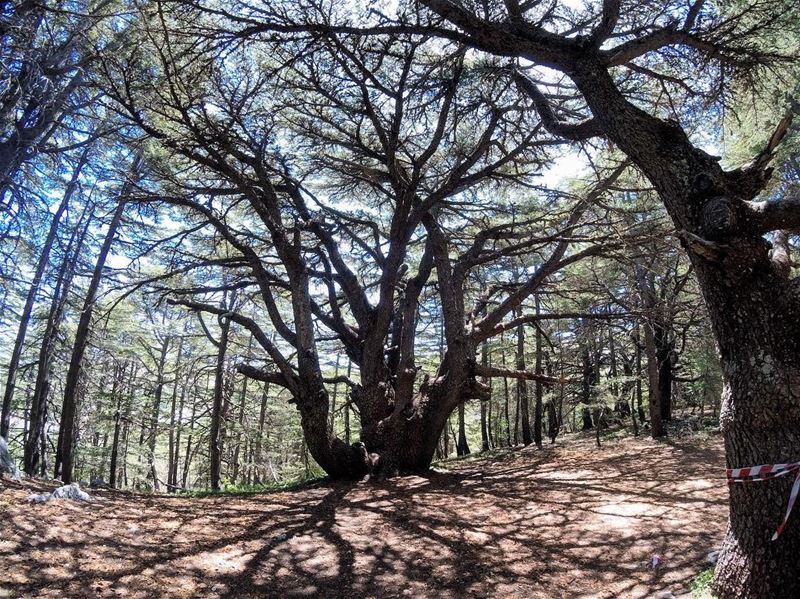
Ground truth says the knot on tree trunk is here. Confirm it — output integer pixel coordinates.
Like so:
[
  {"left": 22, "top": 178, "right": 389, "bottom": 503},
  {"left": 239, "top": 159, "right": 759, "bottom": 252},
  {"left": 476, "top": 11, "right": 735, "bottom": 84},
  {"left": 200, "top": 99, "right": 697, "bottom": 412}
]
[{"left": 702, "top": 196, "right": 738, "bottom": 240}]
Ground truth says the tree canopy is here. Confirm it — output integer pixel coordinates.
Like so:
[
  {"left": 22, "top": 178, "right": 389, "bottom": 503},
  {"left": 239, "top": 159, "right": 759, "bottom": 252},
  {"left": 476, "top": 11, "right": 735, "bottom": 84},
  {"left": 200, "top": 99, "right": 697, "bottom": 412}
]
[{"left": 0, "top": 2, "right": 798, "bottom": 596}]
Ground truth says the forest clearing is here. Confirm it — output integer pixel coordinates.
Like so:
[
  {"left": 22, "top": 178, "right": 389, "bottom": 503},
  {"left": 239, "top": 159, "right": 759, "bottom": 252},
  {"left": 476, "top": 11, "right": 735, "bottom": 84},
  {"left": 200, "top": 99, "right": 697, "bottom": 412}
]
[{"left": 1, "top": 434, "right": 726, "bottom": 599}]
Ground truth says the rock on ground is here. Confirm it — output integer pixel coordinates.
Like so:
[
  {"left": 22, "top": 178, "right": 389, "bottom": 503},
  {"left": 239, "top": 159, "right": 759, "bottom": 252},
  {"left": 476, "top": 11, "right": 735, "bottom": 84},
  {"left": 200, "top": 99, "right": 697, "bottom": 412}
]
[
  {"left": 0, "top": 437, "right": 20, "bottom": 479},
  {"left": 28, "top": 483, "right": 93, "bottom": 504}
]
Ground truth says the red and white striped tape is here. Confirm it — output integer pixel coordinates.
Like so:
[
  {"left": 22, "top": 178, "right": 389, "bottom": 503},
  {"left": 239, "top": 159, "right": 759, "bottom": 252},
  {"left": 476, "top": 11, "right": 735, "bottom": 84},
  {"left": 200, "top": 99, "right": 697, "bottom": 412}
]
[{"left": 726, "top": 462, "right": 800, "bottom": 541}]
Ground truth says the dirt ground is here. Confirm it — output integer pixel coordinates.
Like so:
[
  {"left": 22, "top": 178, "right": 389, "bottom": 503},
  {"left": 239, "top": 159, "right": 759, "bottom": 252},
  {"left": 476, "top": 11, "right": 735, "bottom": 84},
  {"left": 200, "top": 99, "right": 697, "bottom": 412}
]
[{"left": 0, "top": 434, "right": 728, "bottom": 599}]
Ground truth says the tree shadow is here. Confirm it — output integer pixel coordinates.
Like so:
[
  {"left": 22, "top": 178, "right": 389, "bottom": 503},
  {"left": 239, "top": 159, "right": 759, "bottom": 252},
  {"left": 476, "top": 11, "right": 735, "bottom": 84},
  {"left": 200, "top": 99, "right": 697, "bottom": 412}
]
[{"left": 0, "top": 436, "right": 727, "bottom": 598}]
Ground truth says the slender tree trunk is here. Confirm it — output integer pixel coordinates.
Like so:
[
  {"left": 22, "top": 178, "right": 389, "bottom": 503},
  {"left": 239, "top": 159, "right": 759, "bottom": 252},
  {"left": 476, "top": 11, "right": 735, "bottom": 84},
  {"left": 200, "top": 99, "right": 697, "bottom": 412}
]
[
  {"left": 182, "top": 393, "right": 197, "bottom": 490},
  {"left": 634, "top": 325, "right": 646, "bottom": 422},
  {"left": 516, "top": 310, "right": 532, "bottom": 446},
  {"left": 170, "top": 368, "right": 189, "bottom": 490},
  {"left": 480, "top": 340, "right": 490, "bottom": 452},
  {"left": 210, "top": 311, "right": 231, "bottom": 491},
  {"left": 329, "top": 354, "right": 340, "bottom": 436},
  {"left": 581, "top": 342, "right": 594, "bottom": 430},
  {"left": 23, "top": 206, "right": 91, "bottom": 475},
  {"left": 108, "top": 362, "right": 127, "bottom": 489},
  {"left": 231, "top": 371, "right": 249, "bottom": 484},
  {"left": 167, "top": 337, "right": 184, "bottom": 491},
  {"left": 1, "top": 147, "right": 89, "bottom": 438},
  {"left": 500, "top": 333, "right": 512, "bottom": 446},
  {"left": 343, "top": 358, "right": 352, "bottom": 445},
  {"left": 146, "top": 335, "right": 170, "bottom": 491},
  {"left": 254, "top": 380, "right": 269, "bottom": 485},
  {"left": 59, "top": 190, "right": 131, "bottom": 483},
  {"left": 533, "top": 295, "right": 543, "bottom": 447},
  {"left": 643, "top": 320, "right": 663, "bottom": 438},
  {"left": 21, "top": 389, "right": 30, "bottom": 449},
  {"left": 456, "top": 403, "right": 470, "bottom": 456},
  {"left": 120, "top": 362, "right": 138, "bottom": 488},
  {"left": 546, "top": 401, "right": 558, "bottom": 444},
  {"left": 630, "top": 386, "right": 640, "bottom": 437},
  {"left": 608, "top": 323, "right": 619, "bottom": 399}
]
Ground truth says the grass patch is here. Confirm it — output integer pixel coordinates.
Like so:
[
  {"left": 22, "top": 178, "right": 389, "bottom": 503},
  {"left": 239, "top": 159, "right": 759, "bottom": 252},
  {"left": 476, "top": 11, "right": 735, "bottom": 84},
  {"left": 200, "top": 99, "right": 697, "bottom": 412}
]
[
  {"left": 690, "top": 567, "right": 717, "bottom": 599},
  {"left": 599, "top": 425, "right": 632, "bottom": 442},
  {"left": 180, "top": 475, "right": 327, "bottom": 498}
]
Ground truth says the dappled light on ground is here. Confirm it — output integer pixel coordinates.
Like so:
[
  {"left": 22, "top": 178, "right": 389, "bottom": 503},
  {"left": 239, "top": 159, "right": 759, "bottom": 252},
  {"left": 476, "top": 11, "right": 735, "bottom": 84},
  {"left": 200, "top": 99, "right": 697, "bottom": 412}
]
[{"left": 0, "top": 435, "right": 726, "bottom": 598}]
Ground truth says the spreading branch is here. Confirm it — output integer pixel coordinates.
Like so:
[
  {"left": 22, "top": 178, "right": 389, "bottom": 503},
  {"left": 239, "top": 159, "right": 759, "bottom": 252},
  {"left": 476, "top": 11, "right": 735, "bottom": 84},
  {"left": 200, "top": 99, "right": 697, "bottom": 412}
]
[
  {"left": 474, "top": 363, "right": 569, "bottom": 385},
  {"left": 513, "top": 72, "right": 603, "bottom": 141}
]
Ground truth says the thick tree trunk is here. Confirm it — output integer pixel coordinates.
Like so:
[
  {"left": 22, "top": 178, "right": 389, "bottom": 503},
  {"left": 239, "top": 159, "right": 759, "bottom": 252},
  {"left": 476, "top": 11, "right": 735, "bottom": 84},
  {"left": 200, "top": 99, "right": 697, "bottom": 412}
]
[
  {"left": 655, "top": 325, "right": 674, "bottom": 422},
  {"left": 709, "top": 283, "right": 800, "bottom": 599},
  {"left": 566, "top": 61, "right": 800, "bottom": 598}
]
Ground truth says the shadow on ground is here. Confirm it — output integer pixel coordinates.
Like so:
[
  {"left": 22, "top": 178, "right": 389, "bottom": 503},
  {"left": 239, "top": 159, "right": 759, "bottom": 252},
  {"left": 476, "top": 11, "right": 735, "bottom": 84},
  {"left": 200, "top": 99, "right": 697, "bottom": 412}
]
[{"left": 0, "top": 434, "right": 727, "bottom": 598}]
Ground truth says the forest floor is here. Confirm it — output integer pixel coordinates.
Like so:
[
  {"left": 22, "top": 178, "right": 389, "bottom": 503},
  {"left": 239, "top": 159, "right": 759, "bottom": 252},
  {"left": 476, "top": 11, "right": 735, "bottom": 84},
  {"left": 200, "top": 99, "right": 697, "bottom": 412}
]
[{"left": 0, "top": 432, "right": 727, "bottom": 599}]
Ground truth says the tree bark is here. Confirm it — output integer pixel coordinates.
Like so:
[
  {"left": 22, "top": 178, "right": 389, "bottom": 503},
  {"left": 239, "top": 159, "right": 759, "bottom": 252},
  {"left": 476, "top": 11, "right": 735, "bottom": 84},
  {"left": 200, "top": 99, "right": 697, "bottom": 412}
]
[
  {"left": 516, "top": 310, "right": 532, "bottom": 446},
  {"left": 343, "top": 358, "right": 352, "bottom": 446},
  {"left": 642, "top": 321, "right": 663, "bottom": 438},
  {"left": 23, "top": 204, "right": 91, "bottom": 475},
  {"left": 1, "top": 146, "right": 88, "bottom": 439},
  {"left": 480, "top": 340, "right": 490, "bottom": 452},
  {"left": 500, "top": 334, "right": 512, "bottom": 446},
  {"left": 634, "top": 325, "right": 646, "bottom": 422},
  {"left": 182, "top": 392, "right": 197, "bottom": 490},
  {"left": 59, "top": 190, "right": 130, "bottom": 484},
  {"left": 254, "top": 380, "right": 269, "bottom": 485},
  {"left": 580, "top": 342, "right": 595, "bottom": 430},
  {"left": 533, "top": 295, "right": 543, "bottom": 447},
  {"left": 108, "top": 361, "right": 127, "bottom": 489},
  {"left": 166, "top": 339, "right": 185, "bottom": 491},
  {"left": 655, "top": 324, "right": 674, "bottom": 422},
  {"left": 564, "top": 61, "right": 800, "bottom": 596},
  {"left": 170, "top": 367, "right": 189, "bottom": 491},
  {"left": 231, "top": 370, "right": 249, "bottom": 484},
  {"left": 456, "top": 403, "right": 470, "bottom": 456},
  {"left": 210, "top": 310, "right": 231, "bottom": 491},
  {"left": 146, "top": 335, "right": 170, "bottom": 491},
  {"left": 119, "top": 362, "right": 138, "bottom": 487},
  {"left": 329, "top": 354, "right": 340, "bottom": 436}
]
